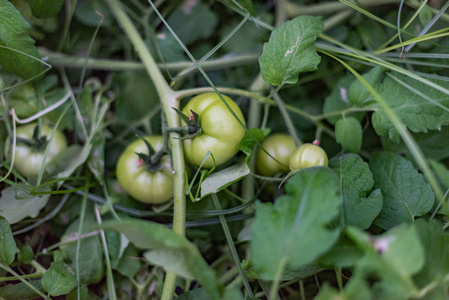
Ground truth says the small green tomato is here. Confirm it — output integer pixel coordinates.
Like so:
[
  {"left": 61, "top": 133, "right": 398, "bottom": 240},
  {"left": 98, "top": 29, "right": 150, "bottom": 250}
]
[{"left": 289, "top": 143, "right": 328, "bottom": 171}]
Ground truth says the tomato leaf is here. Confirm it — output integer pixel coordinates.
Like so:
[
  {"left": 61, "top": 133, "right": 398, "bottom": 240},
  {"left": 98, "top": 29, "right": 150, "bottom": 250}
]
[
  {"left": 0, "top": 185, "right": 50, "bottom": 224},
  {"left": 0, "top": 0, "right": 42, "bottom": 79},
  {"left": 329, "top": 154, "right": 382, "bottom": 229},
  {"left": 165, "top": 2, "right": 218, "bottom": 45},
  {"left": 237, "top": 128, "right": 269, "bottom": 165},
  {"left": 200, "top": 161, "right": 250, "bottom": 198},
  {"left": 74, "top": 0, "right": 113, "bottom": 27},
  {"left": 0, "top": 218, "right": 16, "bottom": 266},
  {"left": 429, "top": 159, "right": 449, "bottom": 189},
  {"left": 29, "top": 0, "right": 65, "bottom": 18},
  {"left": 259, "top": 16, "right": 323, "bottom": 86},
  {"left": 369, "top": 152, "right": 434, "bottom": 229},
  {"left": 41, "top": 261, "right": 77, "bottom": 296},
  {"left": 0, "top": 280, "right": 43, "bottom": 299},
  {"left": 335, "top": 117, "right": 363, "bottom": 153},
  {"left": 250, "top": 167, "right": 342, "bottom": 279},
  {"left": 102, "top": 218, "right": 222, "bottom": 300}
]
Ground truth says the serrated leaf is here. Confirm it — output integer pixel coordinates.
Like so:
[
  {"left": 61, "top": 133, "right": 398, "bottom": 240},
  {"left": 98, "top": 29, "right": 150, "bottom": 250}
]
[
  {"left": 200, "top": 161, "right": 250, "bottom": 198},
  {"left": 250, "top": 167, "right": 342, "bottom": 279},
  {"left": 335, "top": 117, "right": 363, "bottom": 153},
  {"left": 102, "top": 218, "right": 222, "bottom": 300},
  {"left": 29, "top": 0, "right": 64, "bottom": 18},
  {"left": 60, "top": 214, "right": 104, "bottom": 284},
  {"left": 323, "top": 74, "right": 365, "bottom": 125},
  {"left": 349, "top": 66, "right": 383, "bottom": 107},
  {"left": 329, "top": 154, "right": 382, "bottom": 229},
  {"left": 381, "top": 126, "right": 449, "bottom": 161},
  {"left": 259, "top": 16, "right": 323, "bottom": 86},
  {"left": 369, "top": 152, "right": 434, "bottom": 229},
  {"left": 0, "top": 218, "right": 16, "bottom": 266},
  {"left": 41, "top": 261, "right": 77, "bottom": 296},
  {"left": 0, "top": 0, "right": 42, "bottom": 79},
  {"left": 165, "top": 2, "right": 218, "bottom": 45},
  {"left": 0, "top": 280, "right": 43, "bottom": 299},
  {"left": 0, "top": 185, "right": 50, "bottom": 224}
]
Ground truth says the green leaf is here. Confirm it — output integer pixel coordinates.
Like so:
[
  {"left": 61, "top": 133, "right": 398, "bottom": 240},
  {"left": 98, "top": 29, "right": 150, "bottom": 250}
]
[
  {"left": 60, "top": 214, "right": 104, "bottom": 284},
  {"left": 237, "top": 128, "right": 269, "bottom": 164},
  {"left": 315, "top": 273, "right": 372, "bottom": 300},
  {"left": 200, "top": 162, "right": 250, "bottom": 198},
  {"left": 349, "top": 66, "right": 383, "bottom": 107},
  {"left": 322, "top": 74, "right": 365, "bottom": 125},
  {"left": 381, "top": 126, "right": 449, "bottom": 161},
  {"left": 369, "top": 152, "right": 434, "bottom": 229},
  {"left": 0, "top": 280, "right": 43, "bottom": 300},
  {"left": 0, "top": 218, "right": 16, "bottom": 266},
  {"left": 102, "top": 218, "right": 222, "bottom": 300},
  {"left": 29, "top": 0, "right": 65, "bottom": 18},
  {"left": 429, "top": 159, "right": 449, "bottom": 189},
  {"left": 335, "top": 117, "right": 363, "bottom": 153},
  {"left": 250, "top": 167, "right": 342, "bottom": 279},
  {"left": 222, "top": 0, "right": 255, "bottom": 15},
  {"left": 41, "top": 261, "right": 77, "bottom": 296},
  {"left": 0, "top": 0, "right": 42, "bottom": 79},
  {"left": 356, "top": 20, "right": 387, "bottom": 50},
  {"left": 115, "top": 244, "right": 141, "bottom": 278},
  {"left": 74, "top": 0, "right": 113, "bottom": 27},
  {"left": 165, "top": 2, "right": 218, "bottom": 46},
  {"left": 17, "top": 245, "right": 34, "bottom": 264},
  {"left": 259, "top": 16, "right": 323, "bottom": 86},
  {"left": 356, "top": 223, "right": 424, "bottom": 300},
  {"left": 329, "top": 154, "right": 382, "bottom": 229},
  {"left": 0, "top": 185, "right": 50, "bottom": 224},
  {"left": 419, "top": 4, "right": 432, "bottom": 27}
]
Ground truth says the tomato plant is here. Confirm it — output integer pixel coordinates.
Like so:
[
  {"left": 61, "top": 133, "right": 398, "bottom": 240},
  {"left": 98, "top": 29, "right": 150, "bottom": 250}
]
[
  {"left": 8, "top": 123, "right": 67, "bottom": 178},
  {"left": 116, "top": 136, "right": 174, "bottom": 204},
  {"left": 289, "top": 143, "right": 328, "bottom": 171},
  {"left": 181, "top": 93, "right": 246, "bottom": 168},
  {"left": 255, "top": 133, "right": 295, "bottom": 176}
]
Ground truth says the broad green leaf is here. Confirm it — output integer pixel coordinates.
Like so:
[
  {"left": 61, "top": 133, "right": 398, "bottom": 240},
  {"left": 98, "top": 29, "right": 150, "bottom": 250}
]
[
  {"left": 102, "top": 218, "right": 222, "bottom": 300},
  {"left": 29, "top": 0, "right": 64, "bottom": 18},
  {"left": 0, "top": 218, "right": 16, "bottom": 266},
  {"left": 329, "top": 154, "right": 382, "bottom": 229},
  {"left": 413, "top": 220, "right": 449, "bottom": 299},
  {"left": 356, "top": 224, "right": 424, "bottom": 300},
  {"left": 0, "top": 0, "right": 42, "bottom": 79},
  {"left": 322, "top": 74, "right": 365, "bottom": 125},
  {"left": 0, "top": 186, "right": 50, "bottom": 224},
  {"left": 429, "top": 159, "right": 449, "bottom": 189},
  {"left": 369, "top": 152, "right": 434, "bottom": 229},
  {"left": 200, "top": 161, "right": 250, "bottom": 198},
  {"left": 318, "top": 237, "right": 364, "bottom": 269},
  {"left": 381, "top": 127, "right": 449, "bottom": 161},
  {"left": 419, "top": 4, "right": 432, "bottom": 27},
  {"left": 250, "top": 167, "right": 342, "bottom": 279},
  {"left": 115, "top": 244, "right": 141, "bottom": 278},
  {"left": 356, "top": 20, "right": 387, "bottom": 50},
  {"left": 259, "top": 16, "right": 323, "bottom": 86},
  {"left": 237, "top": 127, "right": 269, "bottom": 164},
  {"left": 60, "top": 214, "right": 104, "bottom": 284},
  {"left": 349, "top": 66, "right": 383, "bottom": 107},
  {"left": 0, "top": 280, "right": 43, "bottom": 300},
  {"left": 165, "top": 2, "right": 218, "bottom": 46},
  {"left": 17, "top": 245, "right": 33, "bottom": 264},
  {"left": 41, "top": 261, "right": 77, "bottom": 296},
  {"left": 74, "top": 0, "right": 113, "bottom": 27},
  {"left": 314, "top": 273, "right": 372, "bottom": 300},
  {"left": 335, "top": 117, "right": 363, "bottom": 153}
]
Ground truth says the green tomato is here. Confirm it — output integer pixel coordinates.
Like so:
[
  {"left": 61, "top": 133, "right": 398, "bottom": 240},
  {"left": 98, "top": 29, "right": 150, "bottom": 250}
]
[
  {"left": 256, "top": 133, "right": 296, "bottom": 176},
  {"left": 9, "top": 123, "right": 68, "bottom": 177},
  {"left": 289, "top": 143, "right": 328, "bottom": 170},
  {"left": 116, "top": 136, "right": 174, "bottom": 204},
  {"left": 181, "top": 93, "right": 246, "bottom": 168}
]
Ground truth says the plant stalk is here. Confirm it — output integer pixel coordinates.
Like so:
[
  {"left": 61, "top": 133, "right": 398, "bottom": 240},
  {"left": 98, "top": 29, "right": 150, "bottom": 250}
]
[{"left": 106, "top": 1, "right": 186, "bottom": 299}]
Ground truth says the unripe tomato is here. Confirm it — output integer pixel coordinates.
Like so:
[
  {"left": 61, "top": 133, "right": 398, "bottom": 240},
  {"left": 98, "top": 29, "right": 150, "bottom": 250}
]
[
  {"left": 116, "top": 136, "right": 174, "bottom": 204},
  {"left": 181, "top": 93, "right": 246, "bottom": 168},
  {"left": 255, "top": 133, "right": 295, "bottom": 176},
  {"left": 7, "top": 123, "right": 67, "bottom": 178},
  {"left": 289, "top": 143, "right": 328, "bottom": 170}
]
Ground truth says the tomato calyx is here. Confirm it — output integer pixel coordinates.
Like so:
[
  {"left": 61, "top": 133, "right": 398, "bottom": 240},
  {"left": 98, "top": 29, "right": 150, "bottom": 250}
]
[
  {"left": 16, "top": 125, "right": 48, "bottom": 151},
  {"left": 169, "top": 107, "right": 202, "bottom": 139},
  {"left": 134, "top": 135, "right": 168, "bottom": 172}
]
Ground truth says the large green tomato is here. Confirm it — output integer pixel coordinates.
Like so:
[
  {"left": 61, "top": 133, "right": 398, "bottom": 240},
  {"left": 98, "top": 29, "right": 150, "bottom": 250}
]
[
  {"left": 10, "top": 123, "right": 68, "bottom": 177},
  {"left": 289, "top": 143, "right": 328, "bottom": 171},
  {"left": 116, "top": 136, "right": 174, "bottom": 204},
  {"left": 181, "top": 93, "right": 246, "bottom": 168},
  {"left": 255, "top": 133, "right": 296, "bottom": 176}
]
